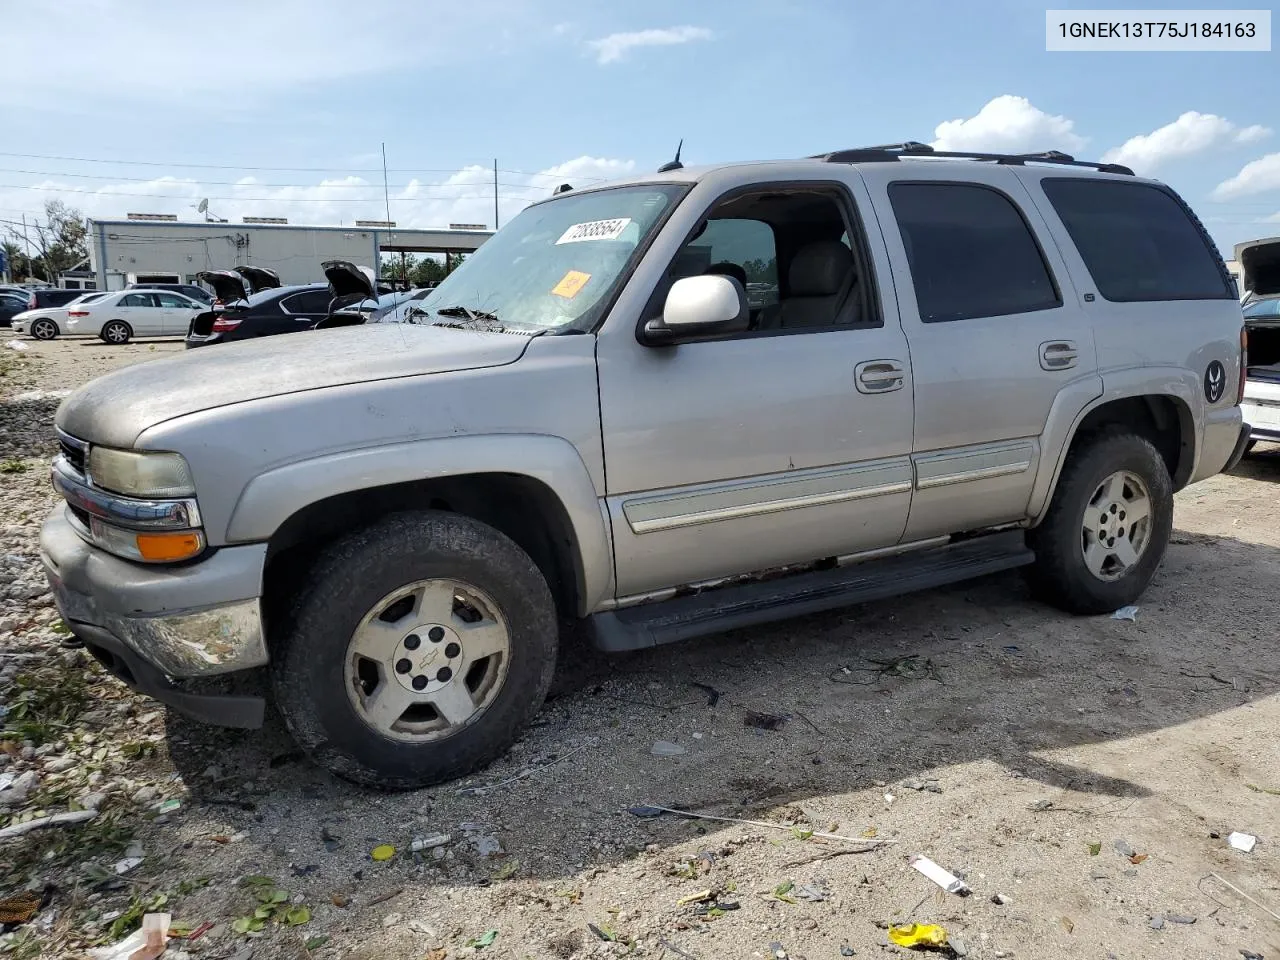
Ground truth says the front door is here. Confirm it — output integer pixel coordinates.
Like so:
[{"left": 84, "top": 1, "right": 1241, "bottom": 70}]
[
  {"left": 858, "top": 165, "right": 1102, "bottom": 541},
  {"left": 154, "top": 292, "right": 197, "bottom": 335},
  {"left": 596, "top": 175, "right": 916, "bottom": 598}
]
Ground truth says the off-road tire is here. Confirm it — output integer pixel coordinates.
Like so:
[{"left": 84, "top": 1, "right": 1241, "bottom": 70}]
[
  {"left": 1026, "top": 429, "right": 1173, "bottom": 615},
  {"left": 271, "top": 510, "right": 558, "bottom": 790},
  {"left": 101, "top": 320, "right": 132, "bottom": 344}
]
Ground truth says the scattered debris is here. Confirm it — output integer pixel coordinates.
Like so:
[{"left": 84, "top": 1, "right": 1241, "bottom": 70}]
[
  {"left": 465, "top": 928, "right": 498, "bottom": 949},
  {"left": 1167, "top": 914, "right": 1196, "bottom": 924},
  {"left": 950, "top": 936, "right": 969, "bottom": 957},
  {"left": 454, "top": 738, "right": 596, "bottom": 795},
  {"left": 651, "top": 740, "right": 688, "bottom": 757},
  {"left": 909, "top": 855, "right": 970, "bottom": 895},
  {"left": 1111, "top": 605, "right": 1139, "bottom": 621},
  {"left": 772, "top": 881, "right": 797, "bottom": 904},
  {"left": 904, "top": 779, "right": 943, "bottom": 794},
  {"left": 622, "top": 804, "right": 894, "bottom": 847},
  {"left": 743, "top": 710, "right": 787, "bottom": 731},
  {"left": 156, "top": 798, "right": 181, "bottom": 814},
  {"left": 1229, "top": 832, "right": 1258, "bottom": 853},
  {"left": 371, "top": 844, "right": 396, "bottom": 861},
  {"left": 1114, "top": 839, "right": 1136, "bottom": 858},
  {"left": 841, "top": 947, "right": 856, "bottom": 957},
  {"left": 6, "top": 340, "right": 29, "bottom": 352},
  {"left": 1060, "top": 916, "right": 1075, "bottom": 934},
  {"left": 991, "top": 893, "right": 1012, "bottom": 906},
  {"left": 659, "top": 939, "right": 698, "bottom": 960},
  {"left": 114, "top": 857, "right": 144, "bottom": 875},
  {"left": 1246, "top": 783, "right": 1280, "bottom": 796},
  {"left": 461, "top": 823, "right": 503, "bottom": 857},
  {"left": 1149, "top": 916, "right": 1166, "bottom": 930},
  {"left": 410, "top": 833, "right": 452, "bottom": 852},
  {"left": 1028, "top": 799, "right": 1054, "bottom": 812},
  {"left": 769, "top": 942, "right": 791, "bottom": 960},
  {"left": 1207, "top": 872, "right": 1280, "bottom": 923},
  {"left": 1088, "top": 841, "right": 1102, "bottom": 856},
  {"left": 887, "top": 923, "right": 948, "bottom": 949},
  {"left": 1130, "top": 853, "right": 1149, "bottom": 865},
  {"left": 676, "top": 890, "right": 714, "bottom": 906},
  {"left": 691, "top": 682, "right": 721, "bottom": 707},
  {"left": 0, "top": 889, "right": 42, "bottom": 925},
  {"left": 88, "top": 911, "right": 170, "bottom": 960},
  {"left": 0, "top": 808, "right": 96, "bottom": 841},
  {"left": 1240, "top": 951, "right": 1264, "bottom": 960},
  {"left": 884, "top": 793, "right": 895, "bottom": 806}
]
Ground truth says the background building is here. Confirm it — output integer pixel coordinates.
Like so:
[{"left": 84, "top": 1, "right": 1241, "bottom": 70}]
[{"left": 87, "top": 218, "right": 493, "bottom": 290}]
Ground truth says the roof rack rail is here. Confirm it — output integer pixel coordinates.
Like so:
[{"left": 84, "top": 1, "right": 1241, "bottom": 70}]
[{"left": 811, "top": 143, "right": 1134, "bottom": 176}]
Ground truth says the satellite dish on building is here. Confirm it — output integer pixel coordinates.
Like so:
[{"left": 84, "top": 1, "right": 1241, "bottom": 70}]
[{"left": 197, "top": 199, "right": 209, "bottom": 214}]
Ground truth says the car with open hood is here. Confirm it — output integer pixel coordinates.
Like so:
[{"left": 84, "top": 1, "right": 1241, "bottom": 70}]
[
  {"left": 186, "top": 261, "right": 377, "bottom": 347},
  {"left": 42, "top": 143, "right": 1248, "bottom": 791}
]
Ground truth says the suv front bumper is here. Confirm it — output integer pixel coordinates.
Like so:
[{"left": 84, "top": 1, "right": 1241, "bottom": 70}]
[{"left": 40, "top": 508, "right": 269, "bottom": 728}]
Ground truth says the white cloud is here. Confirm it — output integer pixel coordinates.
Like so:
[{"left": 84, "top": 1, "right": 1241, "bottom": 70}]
[
  {"left": 931, "top": 95, "right": 1086, "bottom": 155},
  {"left": 586, "top": 26, "right": 713, "bottom": 64},
  {"left": 1101, "top": 112, "right": 1272, "bottom": 172},
  {"left": 1213, "top": 153, "right": 1280, "bottom": 200},
  {"left": 1238, "top": 124, "right": 1272, "bottom": 144},
  {"left": 0, "top": 156, "right": 636, "bottom": 234}
]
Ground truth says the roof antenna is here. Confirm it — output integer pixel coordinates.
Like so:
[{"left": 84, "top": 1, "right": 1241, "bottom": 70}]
[
  {"left": 657, "top": 139, "right": 684, "bottom": 173},
  {"left": 553, "top": 183, "right": 573, "bottom": 195}
]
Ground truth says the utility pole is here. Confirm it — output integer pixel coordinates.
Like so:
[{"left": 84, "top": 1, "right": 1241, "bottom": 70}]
[
  {"left": 382, "top": 142, "right": 392, "bottom": 279},
  {"left": 21, "top": 214, "right": 34, "bottom": 282},
  {"left": 493, "top": 158, "right": 499, "bottom": 230}
]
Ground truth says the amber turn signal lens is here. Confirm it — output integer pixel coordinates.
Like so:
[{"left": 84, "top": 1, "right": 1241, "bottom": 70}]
[{"left": 135, "top": 531, "right": 203, "bottom": 562}]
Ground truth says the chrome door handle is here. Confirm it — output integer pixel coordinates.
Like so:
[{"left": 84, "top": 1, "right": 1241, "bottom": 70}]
[
  {"left": 855, "top": 360, "right": 905, "bottom": 394},
  {"left": 1040, "top": 340, "right": 1079, "bottom": 370}
]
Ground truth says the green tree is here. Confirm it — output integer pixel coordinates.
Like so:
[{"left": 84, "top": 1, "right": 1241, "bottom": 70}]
[
  {"left": 4, "top": 201, "right": 89, "bottom": 282},
  {"left": 742, "top": 257, "right": 777, "bottom": 284}
]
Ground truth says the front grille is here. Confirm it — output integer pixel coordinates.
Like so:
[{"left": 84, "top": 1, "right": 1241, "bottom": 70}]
[{"left": 59, "top": 437, "right": 86, "bottom": 475}]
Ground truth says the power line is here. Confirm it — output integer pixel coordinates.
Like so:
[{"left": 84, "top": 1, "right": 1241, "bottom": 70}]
[
  {"left": 0, "top": 151, "right": 610, "bottom": 182},
  {"left": 0, "top": 168, "right": 581, "bottom": 191},
  {"left": 0, "top": 184, "right": 554, "bottom": 202}
]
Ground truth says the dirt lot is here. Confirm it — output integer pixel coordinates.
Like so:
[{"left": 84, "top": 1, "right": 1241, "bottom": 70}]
[{"left": 2, "top": 329, "right": 1279, "bottom": 960}]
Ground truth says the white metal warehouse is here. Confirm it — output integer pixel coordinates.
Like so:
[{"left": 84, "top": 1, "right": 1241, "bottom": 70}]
[{"left": 86, "top": 218, "right": 494, "bottom": 290}]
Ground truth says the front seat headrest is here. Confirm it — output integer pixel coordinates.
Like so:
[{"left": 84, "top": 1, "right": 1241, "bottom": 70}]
[{"left": 789, "top": 241, "right": 853, "bottom": 297}]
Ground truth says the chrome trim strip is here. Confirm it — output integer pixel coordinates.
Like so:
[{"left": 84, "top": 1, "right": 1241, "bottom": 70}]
[
  {"left": 55, "top": 428, "right": 87, "bottom": 452},
  {"left": 913, "top": 441, "right": 1035, "bottom": 491},
  {"left": 52, "top": 456, "right": 202, "bottom": 530},
  {"left": 621, "top": 460, "right": 913, "bottom": 535}
]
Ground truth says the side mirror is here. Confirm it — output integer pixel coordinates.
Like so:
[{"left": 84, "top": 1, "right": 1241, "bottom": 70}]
[{"left": 641, "top": 274, "right": 750, "bottom": 346}]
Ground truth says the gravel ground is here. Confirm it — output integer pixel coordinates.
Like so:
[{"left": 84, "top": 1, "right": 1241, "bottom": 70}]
[{"left": 2, "top": 329, "right": 1280, "bottom": 960}]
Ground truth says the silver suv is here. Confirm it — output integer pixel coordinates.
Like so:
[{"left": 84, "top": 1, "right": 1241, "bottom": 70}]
[{"left": 40, "top": 143, "right": 1251, "bottom": 789}]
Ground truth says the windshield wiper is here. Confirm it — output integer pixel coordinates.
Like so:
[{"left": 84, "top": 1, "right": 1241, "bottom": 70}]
[{"left": 432, "top": 305, "right": 505, "bottom": 332}]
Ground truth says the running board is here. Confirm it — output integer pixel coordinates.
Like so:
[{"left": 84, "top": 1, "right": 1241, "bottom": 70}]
[{"left": 587, "top": 530, "right": 1034, "bottom": 652}]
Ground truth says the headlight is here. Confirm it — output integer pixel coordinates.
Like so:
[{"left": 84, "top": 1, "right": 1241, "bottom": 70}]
[{"left": 88, "top": 447, "right": 195, "bottom": 498}]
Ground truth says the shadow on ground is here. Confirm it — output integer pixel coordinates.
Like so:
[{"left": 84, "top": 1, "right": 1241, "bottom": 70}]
[{"left": 163, "top": 518, "right": 1280, "bottom": 884}]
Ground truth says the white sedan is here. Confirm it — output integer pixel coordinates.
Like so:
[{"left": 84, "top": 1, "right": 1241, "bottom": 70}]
[{"left": 66, "top": 290, "right": 205, "bottom": 344}]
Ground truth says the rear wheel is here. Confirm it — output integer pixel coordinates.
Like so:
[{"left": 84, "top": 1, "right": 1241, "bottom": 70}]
[
  {"left": 30, "top": 318, "right": 58, "bottom": 340},
  {"left": 1027, "top": 430, "right": 1173, "bottom": 615},
  {"left": 271, "top": 510, "right": 559, "bottom": 790},
  {"left": 101, "top": 320, "right": 131, "bottom": 344}
]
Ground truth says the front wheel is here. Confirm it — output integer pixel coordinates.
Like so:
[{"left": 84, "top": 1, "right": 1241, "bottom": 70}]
[
  {"left": 1026, "top": 430, "right": 1173, "bottom": 615},
  {"left": 30, "top": 318, "right": 58, "bottom": 340},
  {"left": 101, "top": 320, "right": 131, "bottom": 344},
  {"left": 271, "top": 510, "right": 559, "bottom": 790}
]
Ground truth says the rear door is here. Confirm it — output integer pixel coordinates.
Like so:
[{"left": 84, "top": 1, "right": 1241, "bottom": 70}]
[
  {"left": 279, "top": 288, "right": 334, "bottom": 331},
  {"left": 154, "top": 292, "right": 198, "bottom": 334},
  {"left": 857, "top": 163, "right": 1100, "bottom": 540},
  {"left": 117, "top": 292, "right": 164, "bottom": 335}
]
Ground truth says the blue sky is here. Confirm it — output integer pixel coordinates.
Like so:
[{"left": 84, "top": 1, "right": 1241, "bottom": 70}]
[{"left": 2, "top": 0, "right": 1278, "bottom": 255}]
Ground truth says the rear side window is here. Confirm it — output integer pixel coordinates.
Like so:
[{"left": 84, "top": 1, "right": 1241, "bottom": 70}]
[
  {"left": 1040, "top": 178, "right": 1233, "bottom": 302},
  {"left": 888, "top": 182, "right": 1060, "bottom": 323},
  {"left": 119, "top": 293, "right": 155, "bottom": 307},
  {"left": 281, "top": 290, "right": 333, "bottom": 314}
]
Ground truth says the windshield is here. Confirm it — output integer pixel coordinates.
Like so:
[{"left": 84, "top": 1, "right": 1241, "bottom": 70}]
[
  {"left": 415, "top": 184, "right": 686, "bottom": 333},
  {"left": 1244, "top": 297, "right": 1280, "bottom": 320}
]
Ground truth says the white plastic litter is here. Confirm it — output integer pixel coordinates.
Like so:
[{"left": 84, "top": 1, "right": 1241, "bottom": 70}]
[
  {"left": 87, "top": 911, "right": 170, "bottom": 960},
  {"left": 1112, "top": 605, "right": 1140, "bottom": 621},
  {"left": 651, "top": 740, "right": 687, "bottom": 757},
  {"left": 1229, "top": 831, "right": 1258, "bottom": 853},
  {"left": 909, "top": 854, "right": 971, "bottom": 894},
  {"left": 6, "top": 340, "right": 29, "bottom": 352}
]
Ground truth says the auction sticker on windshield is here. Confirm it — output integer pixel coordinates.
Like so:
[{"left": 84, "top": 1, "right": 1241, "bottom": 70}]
[
  {"left": 551, "top": 270, "right": 592, "bottom": 299},
  {"left": 556, "top": 218, "right": 632, "bottom": 244}
]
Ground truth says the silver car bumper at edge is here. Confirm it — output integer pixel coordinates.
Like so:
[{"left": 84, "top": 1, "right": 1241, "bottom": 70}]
[{"left": 40, "top": 508, "right": 269, "bottom": 678}]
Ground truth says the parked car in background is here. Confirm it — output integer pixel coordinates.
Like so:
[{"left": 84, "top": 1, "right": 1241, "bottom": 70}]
[
  {"left": 0, "top": 293, "right": 28, "bottom": 327},
  {"left": 11, "top": 292, "right": 107, "bottom": 340},
  {"left": 65, "top": 290, "right": 205, "bottom": 344},
  {"left": 126, "top": 282, "right": 214, "bottom": 306},
  {"left": 185, "top": 284, "right": 333, "bottom": 348},
  {"left": 24, "top": 288, "right": 88, "bottom": 312},
  {"left": 1238, "top": 239, "right": 1280, "bottom": 449},
  {"left": 188, "top": 261, "right": 372, "bottom": 346}
]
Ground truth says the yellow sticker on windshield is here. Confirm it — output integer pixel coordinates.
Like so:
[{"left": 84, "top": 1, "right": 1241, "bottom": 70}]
[{"left": 552, "top": 270, "right": 591, "bottom": 299}]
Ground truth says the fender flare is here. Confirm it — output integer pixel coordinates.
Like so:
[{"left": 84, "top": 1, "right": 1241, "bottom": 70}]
[
  {"left": 1028, "top": 368, "right": 1199, "bottom": 524},
  {"left": 225, "top": 433, "right": 613, "bottom": 613}
]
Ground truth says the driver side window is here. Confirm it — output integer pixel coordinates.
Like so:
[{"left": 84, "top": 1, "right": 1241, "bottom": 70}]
[{"left": 658, "top": 186, "right": 877, "bottom": 335}]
